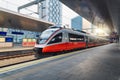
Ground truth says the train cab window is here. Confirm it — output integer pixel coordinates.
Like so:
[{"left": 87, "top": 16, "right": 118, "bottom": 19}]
[
  {"left": 38, "top": 28, "right": 59, "bottom": 44},
  {"left": 48, "top": 33, "right": 62, "bottom": 44}
]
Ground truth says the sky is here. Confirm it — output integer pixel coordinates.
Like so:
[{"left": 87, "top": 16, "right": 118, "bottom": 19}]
[{"left": 61, "top": 3, "right": 79, "bottom": 27}]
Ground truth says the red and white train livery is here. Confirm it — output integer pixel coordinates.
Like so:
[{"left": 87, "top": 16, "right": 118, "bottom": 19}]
[{"left": 34, "top": 26, "right": 109, "bottom": 58}]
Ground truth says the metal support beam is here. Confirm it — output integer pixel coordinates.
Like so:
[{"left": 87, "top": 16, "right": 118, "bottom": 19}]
[
  {"left": 18, "top": 0, "right": 44, "bottom": 12},
  {"left": 118, "top": 35, "right": 120, "bottom": 49},
  {"left": 38, "top": 2, "right": 40, "bottom": 18}
]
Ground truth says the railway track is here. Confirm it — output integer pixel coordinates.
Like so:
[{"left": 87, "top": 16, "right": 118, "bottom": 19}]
[
  {"left": 0, "top": 50, "right": 35, "bottom": 60},
  {"left": 0, "top": 50, "right": 51, "bottom": 68}
]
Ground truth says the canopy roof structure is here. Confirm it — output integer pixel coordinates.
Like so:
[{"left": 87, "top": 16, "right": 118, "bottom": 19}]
[
  {"left": 60, "top": 0, "right": 120, "bottom": 34},
  {"left": 0, "top": 7, "right": 54, "bottom": 32}
]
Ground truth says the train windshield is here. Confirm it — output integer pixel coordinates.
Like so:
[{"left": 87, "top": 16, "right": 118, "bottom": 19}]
[{"left": 38, "top": 28, "right": 59, "bottom": 44}]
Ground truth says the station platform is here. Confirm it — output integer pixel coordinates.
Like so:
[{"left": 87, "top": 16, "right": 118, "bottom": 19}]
[
  {"left": 0, "top": 43, "right": 120, "bottom": 80},
  {"left": 0, "top": 46, "right": 33, "bottom": 53}
]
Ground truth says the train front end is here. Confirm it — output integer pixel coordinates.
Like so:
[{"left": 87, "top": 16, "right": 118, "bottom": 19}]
[{"left": 33, "top": 26, "right": 61, "bottom": 58}]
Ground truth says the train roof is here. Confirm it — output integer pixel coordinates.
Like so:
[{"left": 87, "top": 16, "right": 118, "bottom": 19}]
[
  {"left": 48, "top": 26, "right": 88, "bottom": 36},
  {"left": 48, "top": 26, "right": 108, "bottom": 40}
]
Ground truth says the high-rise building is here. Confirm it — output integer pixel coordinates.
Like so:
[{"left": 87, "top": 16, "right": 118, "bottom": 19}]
[
  {"left": 39, "top": 1, "right": 83, "bottom": 30},
  {"left": 39, "top": 0, "right": 62, "bottom": 25},
  {"left": 71, "top": 16, "right": 82, "bottom": 30}
]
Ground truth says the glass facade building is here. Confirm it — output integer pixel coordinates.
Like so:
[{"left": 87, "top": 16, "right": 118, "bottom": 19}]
[
  {"left": 39, "top": 0, "right": 83, "bottom": 30},
  {"left": 39, "top": 0, "right": 62, "bottom": 25},
  {"left": 71, "top": 16, "right": 83, "bottom": 30}
]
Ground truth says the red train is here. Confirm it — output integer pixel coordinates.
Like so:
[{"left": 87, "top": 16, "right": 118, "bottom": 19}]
[{"left": 34, "top": 26, "right": 109, "bottom": 58}]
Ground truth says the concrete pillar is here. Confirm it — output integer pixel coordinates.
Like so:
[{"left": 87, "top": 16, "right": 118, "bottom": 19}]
[{"left": 119, "top": 36, "right": 120, "bottom": 47}]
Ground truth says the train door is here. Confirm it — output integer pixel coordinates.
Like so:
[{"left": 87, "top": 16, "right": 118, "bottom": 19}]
[
  {"left": 88, "top": 36, "right": 95, "bottom": 47},
  {"left": 63, "top": 31, "right": 69, "bottom": 42},
  {"left": 62, "top": 31, "right": 69, "bottom": 51}
]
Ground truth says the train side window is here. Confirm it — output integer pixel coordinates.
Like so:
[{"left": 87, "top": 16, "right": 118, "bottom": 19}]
[
  {"left": 69, "top": 33, "right": 84, "bottom": 42},
  {"left": 69, "top": 33, "right": 75, "bottom": 42},
  {"left": 48, "top": 33, "right": 62, "bottom": 44},
  {"left": 77, "top": 35, "right": 84, "bottom": 42}
]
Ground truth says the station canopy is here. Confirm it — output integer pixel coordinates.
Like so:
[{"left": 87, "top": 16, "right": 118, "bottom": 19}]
[{"left": 0, "top": 7, "right": 54, "bottom": 32}]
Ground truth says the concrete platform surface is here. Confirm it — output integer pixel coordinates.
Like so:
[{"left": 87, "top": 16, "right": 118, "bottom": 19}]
[{"left": 0, "top": 43, "right": 120, "bottom": 80}]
